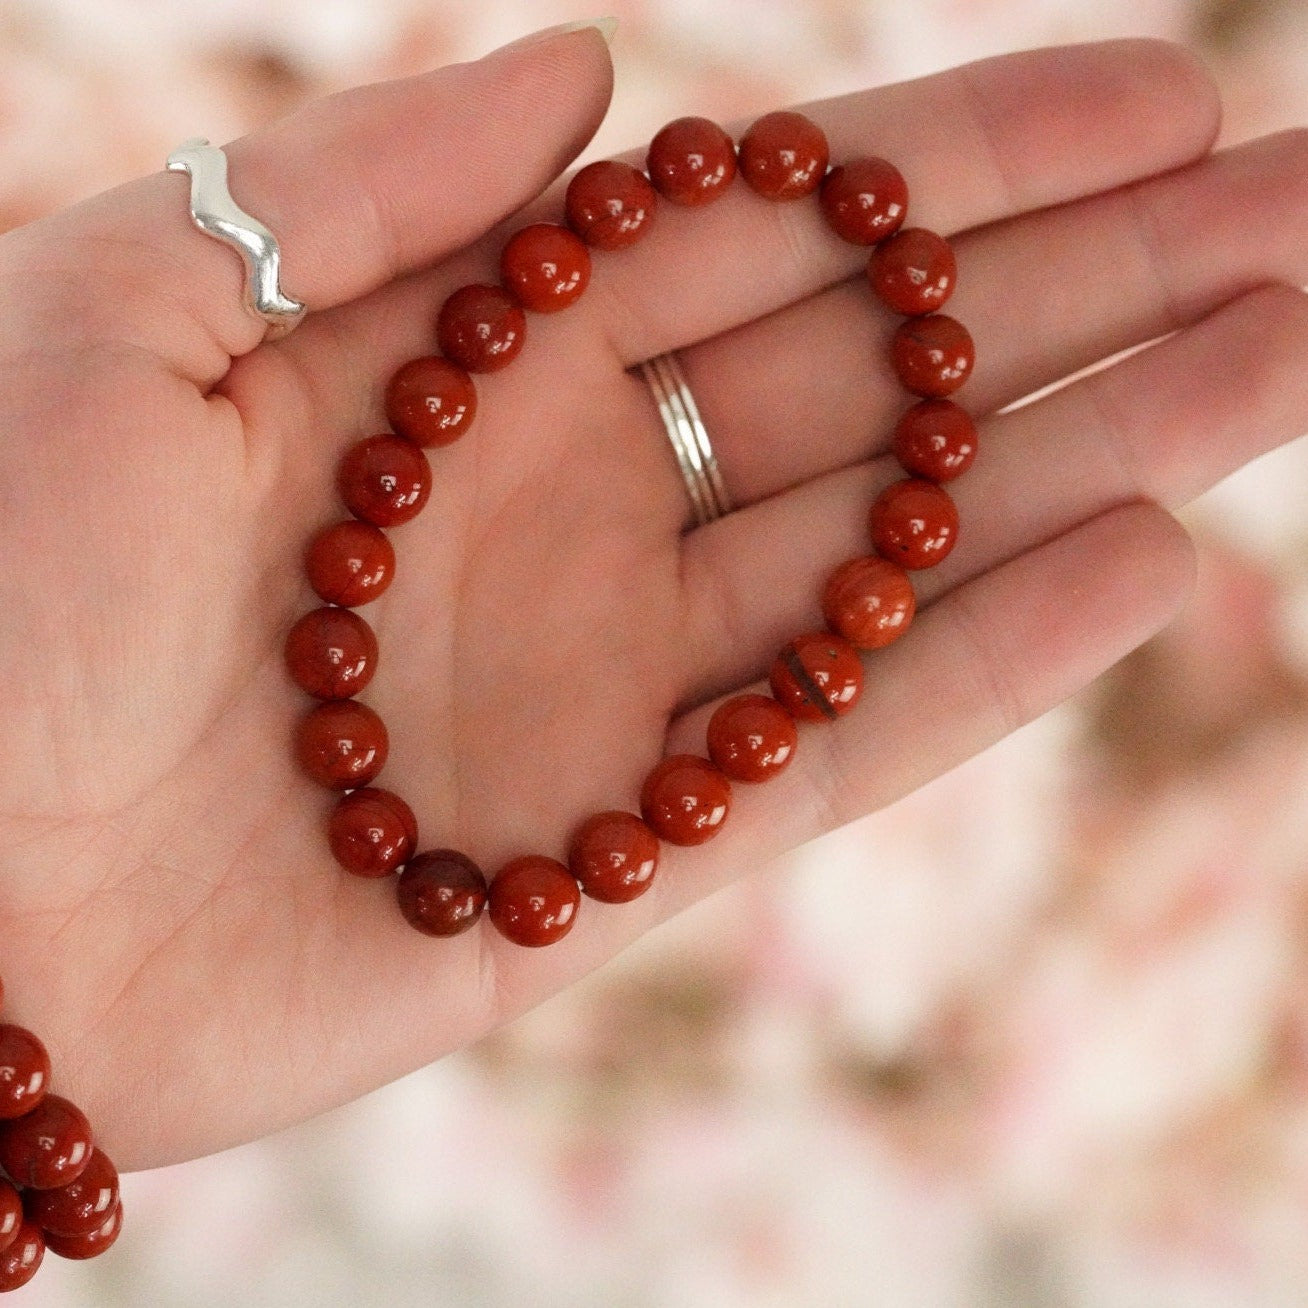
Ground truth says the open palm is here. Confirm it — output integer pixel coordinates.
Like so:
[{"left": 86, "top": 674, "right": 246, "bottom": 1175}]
[{"left": 0, "top": 29, "right": 1304, "bottom": 1172}]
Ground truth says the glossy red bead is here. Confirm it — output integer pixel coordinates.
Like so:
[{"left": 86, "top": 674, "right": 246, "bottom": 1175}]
[
  {"left": 337, "top": 434, "right": 431, "bottom": 528},
  {"left": 706, "top": 694, "right": 798, "bottom": 783},
  {"left": 891, "top": 399, "right": 978, "bottom": 482},
  {"left": 822, "top": 555, "right": 916, "bottom": 650},
  {"left": 294, "top": 700, "right": 388, "bottom": 790},
  {"left": 328, "top": 787, "right": 417, "bottom": 878},
  {"left": 0, "top": 1094, "right": 93, "bottom": 1189},
  {"left": 500, "top": 223, "right": 592, "bottom": 313},
  {"left": 42, "top": 1201, "right": 121, "bottom": 1260},
  {"left": 639, "top": 755, "right": 732, "bottom": 845},
  {"left": 737, "top": 110, "right": 829, "bottom": 201},
  {"left": 436, "top": 284, "right": 525, "bottom": 373},
  {"left": 769, "top": 632, "right": 864, "bottom": 721},
  {"left": 646, "top": 117, "right": 736, "bottom": 206},
  {"left": 0, "top": 1024, "right": 49, "bottom": 1120},
  {"left": 0, "top": 1219, "right": 42, "bottom": 1290},
  {"left": 24, "top": 1147, "right": 118, "bottom": 1238},
  {"left": 869, "top": 477, "right": 960, "bottom": 569},
  {"left": 890, "top": 314, "right": 975, "bottom": 397},
  {"left": 284, "top": 607, "right": 378, "bottom": 701},
  {"left": 384, "top": 355, "right": 477, "bottom": 447},
  {"left": 819, "top": 157, "right": 908, "bottom": 245},
  {"left": 0, "top": 1181, "right": 20, "bottom": 1254},
  {"left": 867, "top": 227, "right": 957, "bottom": 316},
  {"left": 488, "top": 856, "right": 580, "bottom": 947},
  {"left": 396, "top": 850, "right": 487, "bottom": 937},
  {"left": 565, "top": 161, "right": 657, "bottom": 250},
  {"left": 304, "top": 520, "right": 395, "bottom": 607},
  {"left": 568, "top": 811, "right": 659, "bottom": 904}
]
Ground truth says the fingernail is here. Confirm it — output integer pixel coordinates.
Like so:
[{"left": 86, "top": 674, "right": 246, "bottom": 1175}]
[{"left": 496, "top": 17, "right": 618, "bottom": 55}]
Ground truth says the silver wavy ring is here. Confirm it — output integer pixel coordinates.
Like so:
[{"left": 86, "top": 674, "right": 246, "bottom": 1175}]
[
  {"left": 640, "top": 352, "right": 733, "bottom": 528},
  {"left": 166, "top": 136, "right": 307, "bottom": 341}
]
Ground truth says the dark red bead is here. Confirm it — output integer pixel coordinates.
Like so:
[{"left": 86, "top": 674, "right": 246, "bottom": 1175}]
[
  {"left": 890, "top": 314, "right": 975, "bottom": 397},
  {"left": 0, "top": 1094, "right": 93, "bottom": 1189},
  {"left": 284, "top": 607, "right": 378, "bottom": 701},
  {"left": 304, "top": 520, "right": 395, "bottom": 607},
  {"left": 565, "top": 161, "right": 657, "bottom": 250},
  {"left": 0, "top": 1181, "right": 20, "bottom": 1254},
  {"left": 488, "top": 856, "right": 580, "bottom": 947},
  {"left": 396, "top": 850, "right": 487, "bottom": 937},
  {"left": 869, "top": 477, "right": 960, "bottom": 569},
  {"left": 891, "top": 398, "right": 978, "bottom": 482},
  {"left": 867, "top": 228, "right": 957, "bottom": 316},
  {"left": 706, "top": 694, "right": 798, "bottom": 783},
  {"left": 568, "top": 811, "right": 659, "bottom": 904},
  {"left": 0, "top": 1024, "right": 49, "bottom": 1120},
  {"left": 436, "top": 284, "right": 525, "bottom": 373},
  {"left": 337, "top": 434, "right": 431, "bottom": 528},
  {"left": 24, "top": 1147, "right": 118, "bottom": 1238},
  {"left": 819, "top": 157, "right": 908, "bottom": 245},
  {"left": 822, "top": 556, "right": 917, "bottom": 650},
  {"left": 640, "top": 755, "right": 732, "bottom": 845},
  {"left": 769, "top": 633, "right": 864, "bottom": 722},
  {"left": 0, "top": 1219, "right": 42, "bottom": 1290},
  {"left": 294, "top": 700, "right": 388, "bottom": 790},
  {"left": 42, "top": 1201, "right": 121, "bottom": 1260},
  {"left": 646, "top": 117, "right": 736, "bottom": 206},
  {"left": 384, "top": 355, "right": 477, "bottom": 447},
  {"left": 737, "top": 110, "right": 829, "bottom": 201},
  {"left": 328, "top": 787, "right": 417, "bottom": 878},
  {"left": 500, "top": 223, "right": 592, "bottom": 313}
]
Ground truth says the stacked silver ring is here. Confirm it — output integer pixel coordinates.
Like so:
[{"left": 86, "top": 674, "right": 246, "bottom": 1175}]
[{"left": 640, "top": 352, "right": 733, "bottom": 527}]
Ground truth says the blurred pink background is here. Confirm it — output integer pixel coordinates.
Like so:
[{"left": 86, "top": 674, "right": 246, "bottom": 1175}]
[{"left": 5, "top": 0, "right": 1308, "bottom": 1303}]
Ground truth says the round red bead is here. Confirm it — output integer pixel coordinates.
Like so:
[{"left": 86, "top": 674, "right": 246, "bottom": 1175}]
[
  {"left": 43, "top": 1201, "right": 121, "bottom": 1260},
  {"left": 384, "top": 355, "right": 477, "bottom": 447},
  {"left": 338, "top": 435, "right": 431, "bottom": 528},
  {"left": 0, "top": 1181, "right": 20, "bottom": 1254},
  {"left": 328, "top": 787, "right": 417, "bottom": 878},
  {"left": 500, "top": 223, "right": 592, "bottom": 313},
  {"left": 822, "top": 556, "right": 916, "bottom": 650},
  {"left": 769, "top": 633, "right": 864, "bottom": 722},
  {"left": 640, "top": 755, "right": 732, "bottom": 845},
  {"left": 890, "top": 314, "right": 975, "bottom": 397},
  {"left": 0, "top": 1024, "right": 49, "bottom": 1120},
  {"left": 819, "top": 157, "right": 908, "bottom": 245},
  {"left": 737, "top": 110, "right": 829, "bottom": 201},
  {"left": 436, "top": 284, "right": 525, "bottom": 373},
  {"left": 565, "top": 161, "right": 657, "bottom": 250},
  {"left": 488, "top": 856, "right": 580, "bottom": 947},
  {"left": 891, "top": 399, "right": 978, "bottom": 482},
  {"left": 396, "top": 850, "right": 487, "bottom": 937},
  {"left": 294, "top": 700, "right": 388, "bottom": 790},
  {"left": 0, "top": 1219, "right": 42, "bottom": 1290},
  {"left": 304, "top": 520, "right": 395, "bottom": 607},
  {"left": 284, "top": 607, "right": 378, "bottom": 701},
  {"left": 706, "top": 694, "right": 798, "bottom": 783},
  {"left": 647, "top": 117, "right": 736, "bottom": 206},
  {"left": 25, "top": 1147, "right": 118, "bottom": 1238},
  {"left": 867, "top": 227, "right": 957, "bottom": 316},
  {"left": 869, "top": 477, "right": 960, "bottom": 569},
  {"left": 0, "top": 1094, "right": 93, "bottom": 1189},
  {"left": 568, "top": 811, "right": 659, "bottom": 904}
]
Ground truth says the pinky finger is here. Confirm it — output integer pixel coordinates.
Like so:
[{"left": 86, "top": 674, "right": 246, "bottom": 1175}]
[{"left": 650, "top": 499, "right": 1197, "bottom": 918}]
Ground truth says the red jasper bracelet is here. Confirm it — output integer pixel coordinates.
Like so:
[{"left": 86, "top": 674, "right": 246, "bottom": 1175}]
[
  {"left": 0, "top": 977, "right": 123, "bottom": 1292},
  {"left": 285, "top": 109, "right": 977, "bottom": 949}
]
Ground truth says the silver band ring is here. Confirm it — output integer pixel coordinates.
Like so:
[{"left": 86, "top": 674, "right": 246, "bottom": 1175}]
[
  {"left": 640, "top": 352, "right": 733, "bottom": 527},
  {"left": 166, "top": 136, "right": 307, "bottom": 341}
]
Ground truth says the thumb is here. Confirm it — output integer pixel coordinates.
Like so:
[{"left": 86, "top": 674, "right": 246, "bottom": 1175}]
[{"left": 0, "top": 22, "right": 614, "bottom": 380}]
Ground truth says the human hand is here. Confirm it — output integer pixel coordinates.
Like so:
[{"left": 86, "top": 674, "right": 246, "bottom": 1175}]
[{"left": 0, "top": 27, "right": 1301, "bottom": 1173}]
